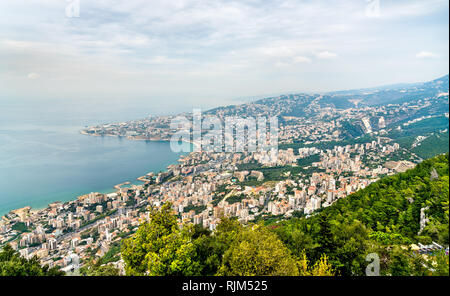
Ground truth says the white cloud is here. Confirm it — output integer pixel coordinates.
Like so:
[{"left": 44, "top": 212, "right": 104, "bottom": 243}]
[
  {"left": 27, "top": 72, "right": 40, "bottom": 79},
  {"left": 293, "top": 56, "right": 311, "bottom": 63},
  {"left": 0, "top": 0, "right": 448, "bottom": 107},
  {"left": 260, "top": 46, "right": 296, "bottom": 58},
  {"left": 316, "top": 51, "right": 338, "bottom": 59},
  {"left": 375, "top": 0, "right": 448, "bottom": 19},
  {"left": 275, "top": 62, "right": 290, "bottom": 68},
  {"left": 416, "top": 51, "right": 440, "bottom": 59}
]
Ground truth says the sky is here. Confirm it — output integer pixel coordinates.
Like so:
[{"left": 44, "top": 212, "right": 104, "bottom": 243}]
[{"left": 0, "top": 0, "right": 448, "bottom": 114}]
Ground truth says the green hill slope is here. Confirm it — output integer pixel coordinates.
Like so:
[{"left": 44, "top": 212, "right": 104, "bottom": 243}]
[{"left": 271, "top": 153, "right": 449, "bottom": 275}]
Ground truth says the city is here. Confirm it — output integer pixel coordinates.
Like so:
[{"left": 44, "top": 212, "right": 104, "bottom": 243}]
[{"left": 1, "top": 75, "right": 448, "bottom": 274}]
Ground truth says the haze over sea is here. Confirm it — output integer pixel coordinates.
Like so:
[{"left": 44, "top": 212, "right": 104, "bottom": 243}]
[{"left": 0, "top": 98, "right": 192, "bottom": 217}]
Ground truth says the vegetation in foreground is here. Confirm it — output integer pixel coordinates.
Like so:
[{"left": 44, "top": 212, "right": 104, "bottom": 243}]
[
  {"left": 121, "top": 204, "right": 334, "bottom": 276},
  {"left": 0, "top": 244, "right": 64, "bottom": 276}
]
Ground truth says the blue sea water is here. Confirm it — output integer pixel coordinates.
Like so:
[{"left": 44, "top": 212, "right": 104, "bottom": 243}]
[{"left": 0, "top": 98, "right": 191, "bottom": 217}]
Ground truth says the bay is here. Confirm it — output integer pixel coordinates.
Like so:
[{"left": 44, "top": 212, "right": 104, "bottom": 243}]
[{"left": 0, "top": 98, "right": 190, "bottom": 217}]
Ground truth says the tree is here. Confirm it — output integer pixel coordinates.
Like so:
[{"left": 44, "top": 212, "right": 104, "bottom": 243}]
[
  {"left": 329, "top": 220, "right": 368, "bottom": 276},
  {"left": 193, "top": 217, "right": 242, "bottom": 275},
  {"left": 271, "top": 221, "right": 318, "bottom": 259},
  {"left": 316, "top": 214, "right": 334, "bottom": 258},
  {"left": 297, "top": 252, "right": 335, "bottom": 276},
  {"left": 0, "top": 244, "right": 64, "bottom": 276},
  {"left": 217, "top": 224, "right": 299, "bottom": 276},
  {"left": 121, "top": 203, "right": 201, "bottom": 275},
  {"left": 428, "top": 250, "right": 450, "bottom": 276},
  {"left": 388, "top": 246, "right": 413, "bottom": 276}
]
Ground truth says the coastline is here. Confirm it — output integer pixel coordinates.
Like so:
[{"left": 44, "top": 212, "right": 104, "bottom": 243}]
[
  {"left": 1, "top": 133, "right": 193, "bottom": 219},
  {"left": 79, "top": 130, "right": 201, "bottom": 150},
  {"left": 2, "top": 183, "right": 132, "bottom": 219}
]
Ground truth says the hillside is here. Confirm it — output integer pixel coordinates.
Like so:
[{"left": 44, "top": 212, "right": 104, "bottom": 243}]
[
  {"left": 204, "top": 75, "right": 449, "bottom": 158},
  {"left": 205, "top": 75, "right": 449, "bottom": 116},
  {"left": 324, "top": 75, "right": 449, "bottom": 107},
  {"left": 271, "top": 153, "right": 449, "bottom": 275},
  {"left": 113, "top": 154, "right": 449, "bottom": 276}
]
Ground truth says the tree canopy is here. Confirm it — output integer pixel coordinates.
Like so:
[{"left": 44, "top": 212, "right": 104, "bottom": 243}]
[
  {"left": 0, "top": 244, "right": 64, "bottom": 276},
  {"left": 121, "top": 203, "right": 201, "bottom": 275}
]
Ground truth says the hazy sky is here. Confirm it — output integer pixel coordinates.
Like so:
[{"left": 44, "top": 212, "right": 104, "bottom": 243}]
[{"left": 0, "top": 0, "right": 448, "bottom": 113}]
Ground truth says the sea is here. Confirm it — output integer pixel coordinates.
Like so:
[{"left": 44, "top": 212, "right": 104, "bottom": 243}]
[{"left": 0, "top": 98, "right": 191, "bottom": 217}]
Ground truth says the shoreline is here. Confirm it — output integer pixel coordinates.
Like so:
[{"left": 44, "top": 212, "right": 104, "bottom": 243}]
[
  {"left": 79, "top": 130, "right": 201, "bottom": 150},
  {"left": 1, "top": 133, "right": 193, "bottom": 219}
]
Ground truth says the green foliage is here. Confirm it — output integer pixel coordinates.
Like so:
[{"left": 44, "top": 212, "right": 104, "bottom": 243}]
[
  {"left": 217, "top": 224, "right": 300, "bottom": 276},
  {"left": 296, "top": 154, "right": 321, "bottom": 167},
  {"left": 341, "top": 120, "right": 364, "bottom": 138},
  {"left": 121, "top": 203, "right": 201, "bottom": 275},
  {"left": 324, "top": 154, "right": 448, "bottom": 242},
  {"left": 242, "top": 165, "right": 324, "bottom": 182},
  {"left": 271, "top": 154, "right": 449, "bottom": 276},
  {"left": 413, "top": 132, "right": 449, "bottom": 160},
  {"left": 11, "top": 222, "right": 29, "bottom": 233},
  {"left": 368, "top": 231, "right": 412, "bottom": 245},
  {"left": 368, "top": 245, "right": 448, "bottom": 276},
  {"left": 81, "top": 209, "right": 117, "bottom": 228},
  {"left": 387, "top": 116, "right": 449, "bottom": 157},
  {"left": 79, "top": 259, "right": 120, "bottom": 276},
  {"left": 183, "top": 204, "right": 207, "bottom": 214},
  {"left": 226, "top": 194, "right": 245, "bottom": 204},
  {"left": 193, "top": 218, "right": 242, "bottom": 275},
  {"left": 98, "top": 242, "right": 121, "bottom": 265},
  {"left": 0, "top": 244, "right": 64, "bottom": 276},
  {"left": 236, "top": 162, "right": 262, "bottom": 171},
  {"left": 428, "top": 249, "right": 450, "bottom": 276},
  {"left": 297, "top": 252, "right": 335, "bottom": 276},
  {"left": 119, "top": 210, "right": 335, "bottom": 276}
]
